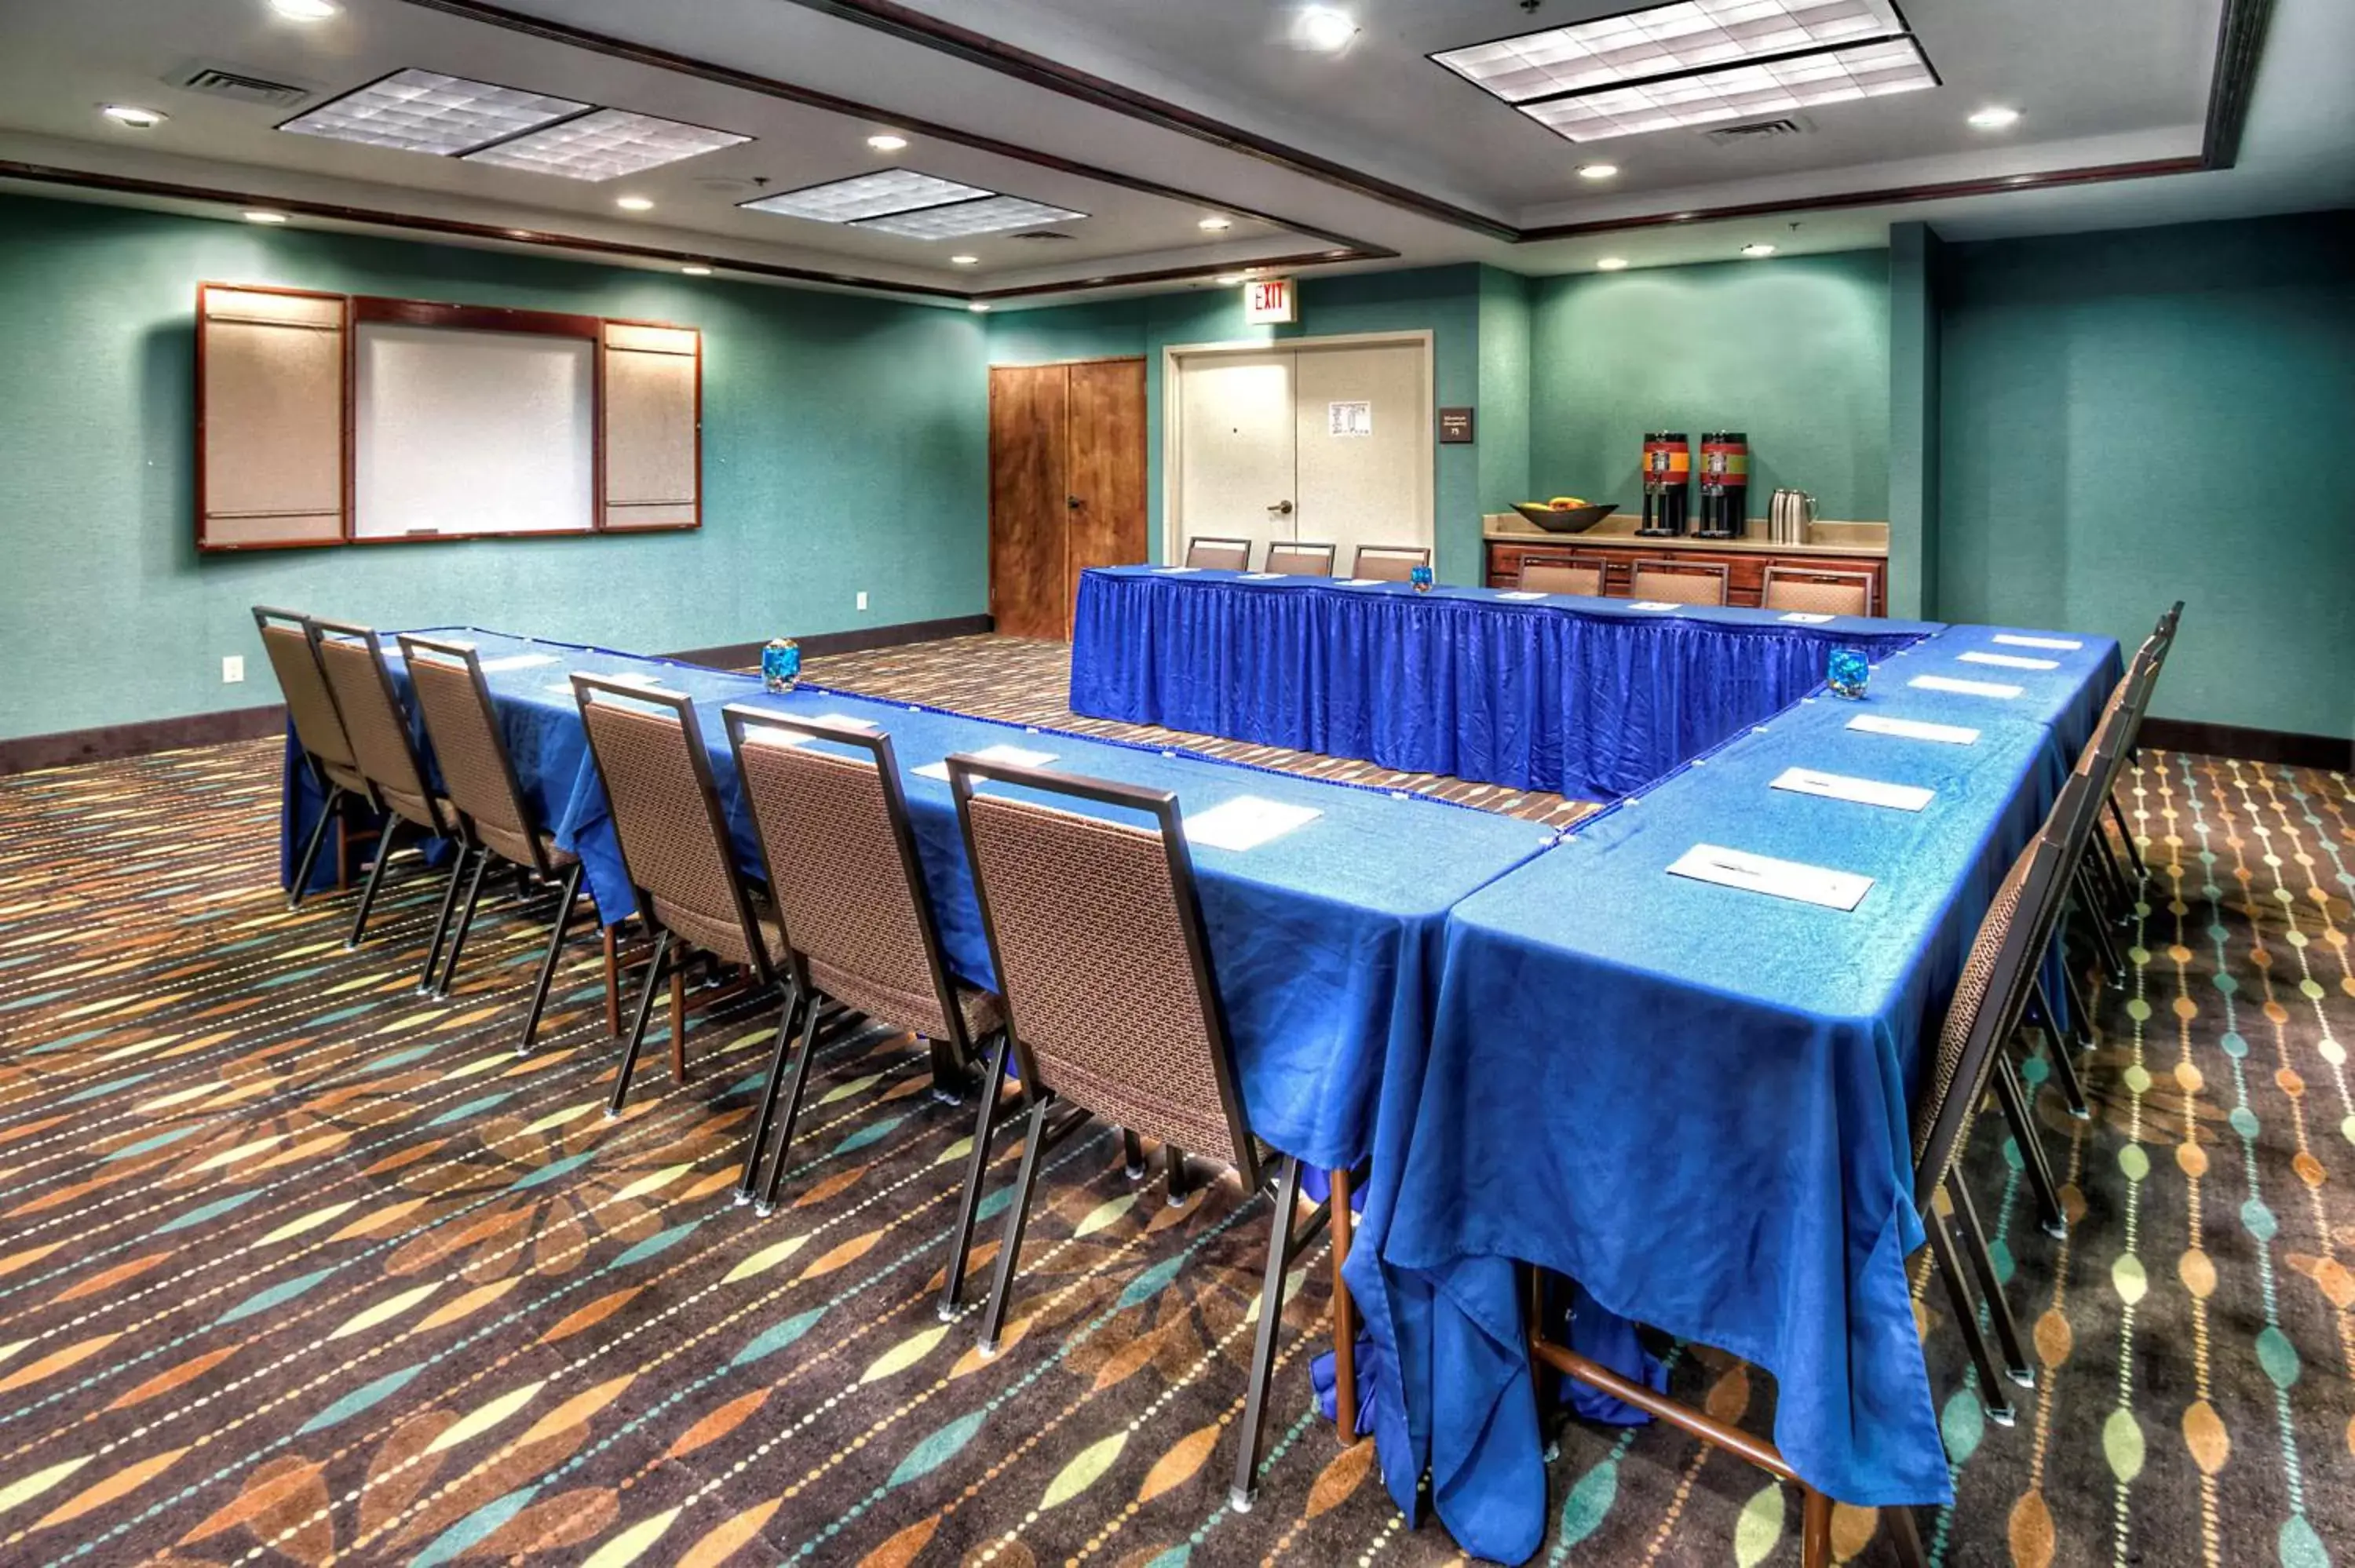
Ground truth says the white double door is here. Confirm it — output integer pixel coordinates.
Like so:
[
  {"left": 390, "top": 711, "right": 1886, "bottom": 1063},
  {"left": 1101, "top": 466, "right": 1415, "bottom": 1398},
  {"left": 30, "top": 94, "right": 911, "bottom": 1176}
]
[{"left": 1171, "top": 337, "right": 1431, "bottom": 574}]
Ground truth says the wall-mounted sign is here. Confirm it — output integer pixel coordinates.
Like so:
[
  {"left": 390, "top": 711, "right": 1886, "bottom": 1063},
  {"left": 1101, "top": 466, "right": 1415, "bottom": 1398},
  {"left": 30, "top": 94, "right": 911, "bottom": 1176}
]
[
  {"left": 1439, "top": 407, "right": 1475, "bottom": 444},
  {"left": 1243, "top": 277, "right": 1296, "bottom": 324},
  {"left": 1328, "top": 400, "right": 1372, "bottom": 437}
]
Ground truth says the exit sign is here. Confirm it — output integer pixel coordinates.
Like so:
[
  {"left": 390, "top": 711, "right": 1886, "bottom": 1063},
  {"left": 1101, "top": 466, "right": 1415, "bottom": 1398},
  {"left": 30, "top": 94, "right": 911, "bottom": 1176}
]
[{"left": 1243, "top": 277, "right": 1296, "bottom": 324}]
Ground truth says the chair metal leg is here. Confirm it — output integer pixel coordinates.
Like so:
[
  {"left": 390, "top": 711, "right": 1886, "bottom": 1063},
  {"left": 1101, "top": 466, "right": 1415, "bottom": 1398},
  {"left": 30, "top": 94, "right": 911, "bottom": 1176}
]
[
  {"left": 603, "top": 924, "right": 621, "bottom": 1035},
  {"left": 1167, "top": 1144, "right": 1194, "bottom": 1206},
  {"left": 1330, "top": 1165, "right": 1359, "bottom": 1445},
  {"left": 979, "top": 1096, "right": 1055, "bottom": 1354},
  {"left": 668, "top": 946, "right": 691, "bottom": 1083},
  {"left": 1885, "top": 1499, "right": 1929, "bottom": 1568},
  {"left": 736, "top": 983, "right": 803, "bottom": 1204},
  {"left": 1231, "top": 1155, "right": 1308, "bottom": 1512},
  {"left": 938, "top": 1028, "right": 1013, "bottom": 1321},
  {"left": 1946, "top": 1172, "right": 2034, "bottom": 1389},
  {"left": 1992, "top": 1053, "right": 2067, "bottom": 1239},
  {"left": 1122, "top": 1129, "right": 1147, "bottom": 1180},
  {"left": 2090, "top": 833, "right": 2134, "bottom": 926},
  {"left": 514, "top": 862, "right": 583, "bottom": 1056},
  {"left": 606, "top": 929, "right": 672, "bottom": 1118},
  {"left": 2048, "top": 945, "right": 2098, "bottom": 1051},
  {"left": 1799, "top": 1486, "right": 1834, "bottom": 1568},
  {"left": 345, "top": 818, "right": 402, "bottom": 947},
  {"left": 2036, "top": 1016, "right": 2091, "bottom": 1120},
  {"left": 418, "top": 846, "right": 472, "bottom": 992},
  {"left": 1925, "top": 1198, "right": 2017, "bottom": 1426},
  {"left": 755, "top": 986, "right": 827, "bottom": 1212},
  {"left": 2074, "top": 866, "right": 2125, "bottom": 980},
  {"left": 289, "top": 786, "right": 343, "bottom": 910},
  {"left": 433, "top": 848, "right": 492, "bottom": 998},
  {"left": 2107, "top": 790, "right": 2149, "bottom": 881}
]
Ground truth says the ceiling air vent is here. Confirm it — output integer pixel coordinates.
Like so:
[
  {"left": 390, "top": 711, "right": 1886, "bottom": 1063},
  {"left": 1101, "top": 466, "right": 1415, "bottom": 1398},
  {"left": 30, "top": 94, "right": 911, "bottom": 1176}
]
[
  {"left": 1009, "top": 229, "right": 1078, "bottom": 242},
  {"left": 1703, "top": 116, "right": 1811, "bottom": 145},
  {"left": 166, "top": 64, "right": 313, "bottom": 109}
]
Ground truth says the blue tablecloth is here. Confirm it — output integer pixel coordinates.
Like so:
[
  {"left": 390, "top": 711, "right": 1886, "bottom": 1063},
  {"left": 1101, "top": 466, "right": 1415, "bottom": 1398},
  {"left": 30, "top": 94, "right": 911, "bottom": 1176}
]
[
  {"left": 1864, "top": 623, "right": 2123, "bottom": 764},
  {"left": 281, "top": 628, "right": 1554, "bottom": 1172},
  {"left": 1068, "top": 567, "right": 1939, "bottom": 800},
  {"left": 1351, "top": 687, "right": 2080, "bottom": 1561}
]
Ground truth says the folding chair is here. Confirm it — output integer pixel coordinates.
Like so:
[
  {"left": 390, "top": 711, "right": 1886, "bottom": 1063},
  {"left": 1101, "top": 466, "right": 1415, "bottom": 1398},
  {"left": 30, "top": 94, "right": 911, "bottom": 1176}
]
[
  {"left": 1629, "top": 560, "right": 1731, "bottom": 606},
  {"left": 1517, "top": 556, "right": 1607, "bottom": 596},
  {"left": 1352, "top": 544, "right": 1429, "bottom": 582},
  {"left": 253, "top": 606, "right": 371, "bottom": 910},
  {"left": 1185, "top": 537, "right": 1253, "bottom": 571},
  {"left": 1761, "top": 565, "right": 1875, "bottom": 617},
  {"left": 1265, "top": 542, "right": 1337, "bottom": 577}
]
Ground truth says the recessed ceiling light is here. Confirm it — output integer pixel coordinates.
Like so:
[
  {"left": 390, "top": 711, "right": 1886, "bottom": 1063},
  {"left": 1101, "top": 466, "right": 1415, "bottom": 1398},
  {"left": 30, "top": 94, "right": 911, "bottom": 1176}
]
[
  {"left": 1215, "top": 274, "right": 1244, "bottom": 285},
  {"left": 969, "top": 303, "right": 991, "bottom": 312},
  {"left": 279, "top": 68, "right": 588, "bottom": 156},
  {"left": 1436, "top": 0, "right": 1908, "bottom": 101},
  {"left": 243, "top": 210, "right": 290, "bottom": 224},
  {"left": 1325, "top": 248, "right": 1350, "bottom": 257},
  {"left": 1967, "top": 105, "right": 2021, "bottom": 129},
  {"left": 271, "top": 0, "right": 339, "bottom": 19},
  {"left": 949, "top": 253, "right": 980, "bottom": 265},
  {"left": 1596, "top": 256, "right": 1629, "bottom": 270},
  {"left": 1297, "top": 7, "right": 1359, "bottom": 52},
  {"left": 1577, "top": 162, "right": 1619, "bottom": 179},
  {"left": 867, "top": 133, "right": 909, "bottom": 151},
  {"left": 464, "top": 109, "right": 749, "bottom": 181},
  {"left": 742, "top": 169, "right": 992, "bottom": 223},
  {"left": 853, "top": 195, "right": 1086, "bottom": 239},
  {"left": 1199, "top": 216, "right": 1232, "bottom": 231},
  {"left": 681, "top": 264, "right": 712, "bottom": 275},
  {"left": 1740, "top": 242, "right": 1776, "bottom": 257},
  {"left": 614, "top": 194, "right": 654, "bottom": 212},
  {"left": 100, "top": 104, "right": 167, "bottom": 128}
]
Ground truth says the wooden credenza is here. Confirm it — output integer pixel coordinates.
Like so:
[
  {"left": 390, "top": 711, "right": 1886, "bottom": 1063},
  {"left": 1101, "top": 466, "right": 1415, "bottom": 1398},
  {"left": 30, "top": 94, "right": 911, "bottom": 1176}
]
[{"left": 1484, "top": 537, "right": 1889, "bottom": 616}]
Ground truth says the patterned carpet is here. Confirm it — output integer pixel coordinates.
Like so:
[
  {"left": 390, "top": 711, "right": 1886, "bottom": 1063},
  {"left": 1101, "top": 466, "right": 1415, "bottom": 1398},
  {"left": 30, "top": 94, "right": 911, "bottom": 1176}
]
[{"left": 0, "top": 641, "right": 2347, "bottom": 1567}]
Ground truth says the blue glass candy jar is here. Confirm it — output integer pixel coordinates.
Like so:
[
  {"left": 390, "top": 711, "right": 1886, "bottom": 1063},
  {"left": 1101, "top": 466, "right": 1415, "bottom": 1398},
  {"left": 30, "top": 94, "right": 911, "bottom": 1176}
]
[
  {"left": 762, "top": 636, "right": 801, "bottom": 694},
  {"left": 1827, "top": 645, "right": 1870, "bottom": 700},
  {"left": 1410, "top": 563, "right": 1435, "bottom": 593}
]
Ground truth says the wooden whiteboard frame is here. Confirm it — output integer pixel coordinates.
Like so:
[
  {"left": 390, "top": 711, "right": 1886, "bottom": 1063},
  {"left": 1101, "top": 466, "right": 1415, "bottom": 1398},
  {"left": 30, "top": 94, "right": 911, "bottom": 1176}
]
[{"left": 195, "top": 283, "right": 703, "bottom": 552}]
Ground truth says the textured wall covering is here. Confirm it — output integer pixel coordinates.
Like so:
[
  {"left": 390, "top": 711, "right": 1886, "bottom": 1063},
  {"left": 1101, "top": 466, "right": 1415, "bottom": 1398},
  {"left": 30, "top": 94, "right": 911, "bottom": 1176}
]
[
  {"left": 1474, "top": 266, "right": 1534, "bottom": 518},
  {"left": 0, "top": 194, "right": 988, "bottom": 742},
  {"left": 1527, "top": 250, "right": 1893, "bottom": 525},
  {"left": 986, "top": 266, "right": 1486, "bottom": 583},
  {"left": 1938, "top": 212, "right": 2355, "bottom": 741}
]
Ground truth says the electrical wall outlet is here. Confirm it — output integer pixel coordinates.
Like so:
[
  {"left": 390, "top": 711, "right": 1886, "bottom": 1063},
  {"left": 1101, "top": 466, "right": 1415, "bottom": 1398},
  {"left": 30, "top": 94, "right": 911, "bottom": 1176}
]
[
  {"left": 222, "top": 655, "right": 246, "bottom": 684},
  {"left": 856, "top": 591, "right": 869, "bottom": 611}
]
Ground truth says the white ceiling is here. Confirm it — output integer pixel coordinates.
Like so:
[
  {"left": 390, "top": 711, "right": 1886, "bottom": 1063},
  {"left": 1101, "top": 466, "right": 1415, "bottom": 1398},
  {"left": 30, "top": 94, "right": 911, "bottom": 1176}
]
[{"left": 0, "top": 0, "right": 2345, "bottom": 305}]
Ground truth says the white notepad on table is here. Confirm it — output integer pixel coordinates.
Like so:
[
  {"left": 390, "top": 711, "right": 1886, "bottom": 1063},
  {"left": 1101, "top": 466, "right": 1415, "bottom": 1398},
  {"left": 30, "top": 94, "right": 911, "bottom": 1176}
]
[
  {"left": 1958, "top": 651, "right": 2059, "bottom": 671},
  {"left": 1992, "top": 633, "right": 2082, "bottom": 651},
  {"left": 476, "top": 652, "right": 559, "bottom": 673},
  {"left": 915, "top": 742, "right": 1055, "bottom": 781},
  {"left": 1778, "top": 611, "right": 1836, "bottom": 624},
  {"left": 1495, "top": 590, "right": 1546, "bottom": 600},
  {"left": 1771, "top": 766, "right": 1934, "bottom": 812},
  {"left": 1667, "top": 844, "right": 1874, "bottom": 911},
  {"left": 1908, "top": 674, "right": 2022, "bottom": 698},
  {"left": 549, "top": 670, "right": 671, "bottom": 698},
  {"left": 1336, "top": 578, "right": 1383, "bottom": 587},
  {"left": 1155, "top": 566, "right": 1202, "bottom": 574},
  {"left": 1183, "top": 796, "right": 1321, "bottom": 851},
  {"left": 1627, "top": 600, "right": 1678, "bottom": 611},
  {"left": 1847, "top": 713, "right": 1981, "bottom": 746},
  {"left": 1241, "top": 572, "right": 1283, "bottom": 580},
  {"left": 742, "top": 713, "right": 878, "bottom": 750}
]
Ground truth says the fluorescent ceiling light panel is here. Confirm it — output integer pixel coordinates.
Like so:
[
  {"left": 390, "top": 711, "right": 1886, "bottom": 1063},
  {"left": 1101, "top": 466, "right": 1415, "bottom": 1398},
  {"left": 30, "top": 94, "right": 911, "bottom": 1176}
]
[
  {"left": 1521, "top": 36, "right": 1933, "bottom": 140},
  {"left": 850, "top": 195, "right": 1086, "bottom": 239},
  {"left": 280, "top": 68, "right": 587, "bottom": 155},
  {"left": 740, "top": 169, "right": 991, "bottom": 222},
  {"left": 465, "top": 108, "right": 748, "bottom": 180},
  {"left": 1435, "top": 0, "right": 1901, "bottom": 101}
]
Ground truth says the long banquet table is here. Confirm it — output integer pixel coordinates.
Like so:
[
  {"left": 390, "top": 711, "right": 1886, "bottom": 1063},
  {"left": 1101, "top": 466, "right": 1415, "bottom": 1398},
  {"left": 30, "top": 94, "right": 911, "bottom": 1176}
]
[
  {"left": 1068, "top": 565, "right": 1940, "bottom": 799},
  {"left": 1345, "top": 625, "right": 2123, "bottom": 1563},
  {"left": 279, "top": 627, "right": 1556, "bottom": 1172}
]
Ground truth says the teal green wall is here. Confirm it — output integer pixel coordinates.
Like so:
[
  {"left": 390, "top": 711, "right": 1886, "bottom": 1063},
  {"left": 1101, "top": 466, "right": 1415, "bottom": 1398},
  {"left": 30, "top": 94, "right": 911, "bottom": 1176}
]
[
  {"left": 1475, "top": 266, "right": 1534, "bottom": 516},
  {"left": 1527, "top": 250, "right": 1892, "bottom": 524},
  {"left": 0, "top": 193, "right": 988, "bottom": 742},
  {"left": 1886, "top": 224, "right": 1942, "bottom": 618},
  {"left": 988, "top": 264, "right": 1488, "bottom": 582},
  {"left": 1937, "top": 211, "right": 2354, "bottom": 740}
]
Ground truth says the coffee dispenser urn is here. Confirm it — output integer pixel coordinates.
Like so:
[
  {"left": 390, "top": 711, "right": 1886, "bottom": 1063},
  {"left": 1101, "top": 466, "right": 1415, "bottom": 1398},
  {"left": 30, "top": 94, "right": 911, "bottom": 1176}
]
[
  {"left": 1638, "top": 431, "right": 1689, "bottom": 537},
  {"left": 1696, "top": 431, "right": 1748, "bottom": 539}
]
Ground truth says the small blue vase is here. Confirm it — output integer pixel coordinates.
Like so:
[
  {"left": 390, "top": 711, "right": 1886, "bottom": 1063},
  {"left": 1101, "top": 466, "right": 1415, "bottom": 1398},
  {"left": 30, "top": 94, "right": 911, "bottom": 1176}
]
[
  {"left": 761, "top": 637, "right": 801, "bottom": 694},
  {"left": 1827, "top": 646, "right": 1870, "bottom": 699},
  {"left": 1410, "top": 563, "right": 1434, "bottom": 593}
]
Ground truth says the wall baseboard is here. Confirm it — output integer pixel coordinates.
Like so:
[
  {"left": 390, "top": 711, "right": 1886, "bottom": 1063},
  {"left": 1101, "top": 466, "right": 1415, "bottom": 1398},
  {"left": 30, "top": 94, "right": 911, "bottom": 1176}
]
[
  {"left": 2143, "top": 717, "right": 2352, "bottom": 772},
  {"left": 0, "top": 614, "right": 999, "bottom": 776}
]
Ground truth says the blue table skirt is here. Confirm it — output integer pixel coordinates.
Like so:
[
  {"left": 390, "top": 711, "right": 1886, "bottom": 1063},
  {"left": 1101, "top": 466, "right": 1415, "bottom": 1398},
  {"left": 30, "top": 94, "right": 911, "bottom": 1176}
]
[
  {"left": 1069, "top": 567, "right": 1937, "bottom": 800},
  {"left": 280, "top": 628, "right": 1554, "bottom": 1173},
  {"left": 1351, "top": 691, "right": 2075, "bottom": 1562}
]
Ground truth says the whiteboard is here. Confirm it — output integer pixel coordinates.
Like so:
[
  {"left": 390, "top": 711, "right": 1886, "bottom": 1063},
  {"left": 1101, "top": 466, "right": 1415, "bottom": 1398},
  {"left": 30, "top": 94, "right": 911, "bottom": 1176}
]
[{"left": 353, "top": 322, "right": 593, "bottom": 538}]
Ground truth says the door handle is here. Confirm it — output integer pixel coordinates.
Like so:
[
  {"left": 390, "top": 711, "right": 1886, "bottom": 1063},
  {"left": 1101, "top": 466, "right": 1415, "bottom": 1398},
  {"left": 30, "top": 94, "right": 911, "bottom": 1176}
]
[
  {"left": 1268, "top": 500, "right": 1294, "bottom": 516},
  {"left": 1067, "top": 495, "right": 1082, "bottom": 509}
]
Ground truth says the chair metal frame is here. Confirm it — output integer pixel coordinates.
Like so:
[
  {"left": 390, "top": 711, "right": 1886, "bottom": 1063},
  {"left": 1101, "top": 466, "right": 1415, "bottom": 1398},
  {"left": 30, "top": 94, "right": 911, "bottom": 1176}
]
[
  {"left": 1759, "top": 564, "right": 1877, "bottom": 617},
  {"left": 306, "top": 616, "right": 465, "bottom": 975},
  {"left": 254, "top": 605, "right": 370, "bottom": 910},
  {"left": 1351, "top": 544, "right": 1431, "bottom": 582},
  {"left": 1264, "top": 541, "right": 1337, "bottom": 577},
  {"left": 398, "top": 635, "right": 589, "bottom": 1049},
  {"left": 945, "top": 753, "right": 1339, "bottom": 1510},
  {"left": 1184, "top": 536, "right": 1254, "bottom": 571},
  {"left": 1516, "top": 556, "right": 1608, "bottom": 596},
  {"left": 572, "top": 674, "right": 776, "bottom": 1117},
  {"left": 1628, "top": 558, "right": 1732, "bottom": 606}
]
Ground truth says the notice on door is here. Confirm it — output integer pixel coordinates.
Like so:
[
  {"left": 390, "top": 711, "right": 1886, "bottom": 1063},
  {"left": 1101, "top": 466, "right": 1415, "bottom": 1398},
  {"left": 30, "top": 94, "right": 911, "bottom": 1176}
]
[{"left": 1327, "top": 400, "right": 1372, "bottom": 437}]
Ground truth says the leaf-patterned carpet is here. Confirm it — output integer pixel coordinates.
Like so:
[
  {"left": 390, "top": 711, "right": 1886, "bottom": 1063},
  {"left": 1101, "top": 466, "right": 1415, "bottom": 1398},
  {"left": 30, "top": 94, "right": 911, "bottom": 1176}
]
[{"left": 0, "top": 643, "right": 2347, "bottom": 1566}]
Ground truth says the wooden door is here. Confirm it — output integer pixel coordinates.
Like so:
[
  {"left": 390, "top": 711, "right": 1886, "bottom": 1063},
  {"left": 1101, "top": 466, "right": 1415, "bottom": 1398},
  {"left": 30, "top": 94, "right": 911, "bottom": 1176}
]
[
  {"left": 988, "top": 365, "right": 1070, "bottom": 640},
  {"left": 1064, "top": 359, "right": 1148, "bottom": 626}
]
